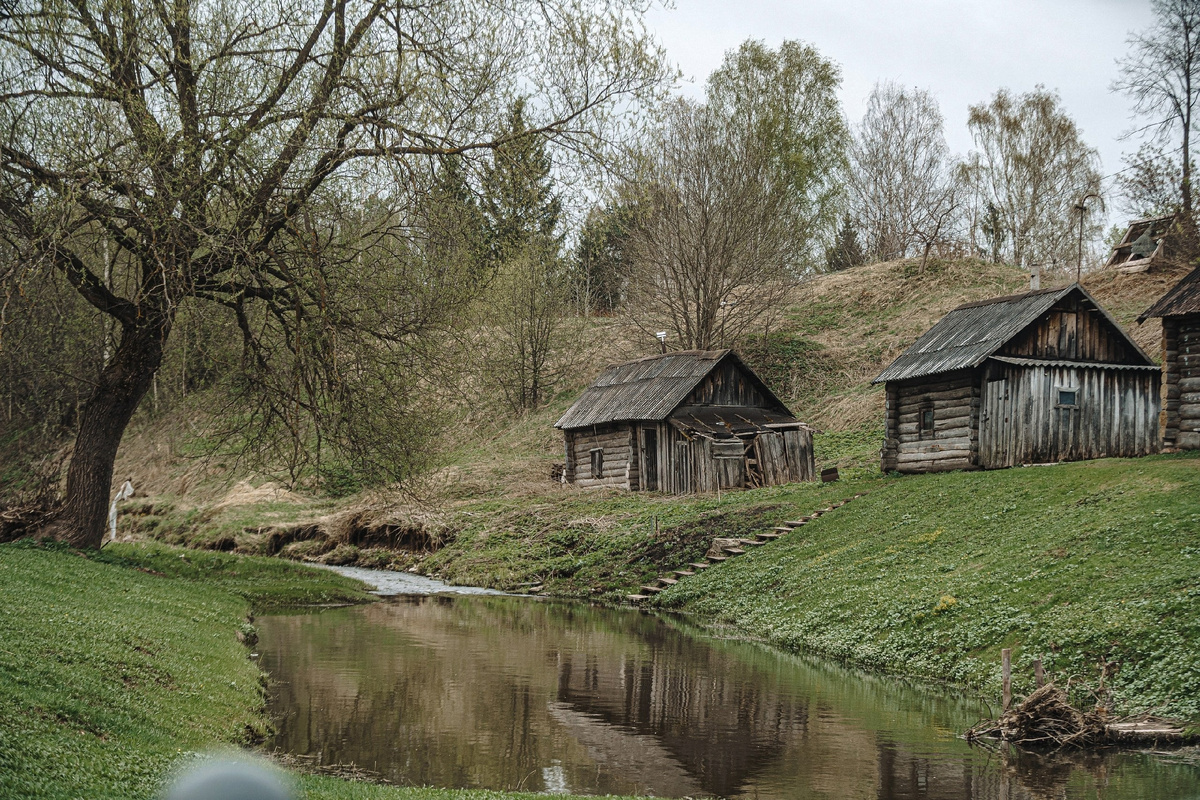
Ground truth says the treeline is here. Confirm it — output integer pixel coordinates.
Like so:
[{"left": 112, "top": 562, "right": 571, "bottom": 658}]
[{"left": 2, "top": 0, "right": 1198, "bottom": 544}]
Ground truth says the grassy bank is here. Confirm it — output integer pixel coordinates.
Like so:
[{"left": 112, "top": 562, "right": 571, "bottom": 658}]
[
  {"left": 0, "top": 540, "right": 642, "bottom": 800},
  {"left": 653, "top": 453, "right": 1200, "bottom": 722}
]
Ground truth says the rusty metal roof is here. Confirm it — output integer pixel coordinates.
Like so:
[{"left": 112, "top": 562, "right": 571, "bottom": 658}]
[
  {"left": 555, "top": 349, "right": 792, "bottom": 430},
  {"left": 873, "top": 284, "right": 1151, "bottom": 384},
  {"left": 1139, "top": 265, "right": 1200, "bottom": 320}
]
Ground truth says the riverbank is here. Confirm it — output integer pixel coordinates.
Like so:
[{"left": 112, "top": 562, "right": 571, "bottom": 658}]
[
  {"left": 655, "top": 452, "right": 1200, "bottom": 725},
  {"left": 110, "top": 448, "right": 1200, "bottom": 725},
  {"left": 0, "top": 540, "right": 642, "bottom": 799}
]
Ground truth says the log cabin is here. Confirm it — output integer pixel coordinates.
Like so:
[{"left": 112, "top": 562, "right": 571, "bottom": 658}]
[
  {"left": 555, "top": 350, "right": 814, "bottom": 493},
  {"left": 1139, "top": 266, "right": 1200, "bottom": 451},
  {"left": 873, "top": 284, "right": 1161, "bottom": 474}
]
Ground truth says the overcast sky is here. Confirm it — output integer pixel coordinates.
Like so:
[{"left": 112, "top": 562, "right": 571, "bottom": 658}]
[{"left": 645, "top": 0, "right": 1156, "bottom": 212}]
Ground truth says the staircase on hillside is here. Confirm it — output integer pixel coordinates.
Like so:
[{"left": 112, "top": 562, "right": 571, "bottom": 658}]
[{"left": 625, "top": 493, "right": 867, "bottom": 603}]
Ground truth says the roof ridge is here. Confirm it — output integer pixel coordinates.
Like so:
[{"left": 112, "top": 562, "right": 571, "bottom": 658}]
[{"left": 951, "top": 284, "right": 1072, "bottom": 312}]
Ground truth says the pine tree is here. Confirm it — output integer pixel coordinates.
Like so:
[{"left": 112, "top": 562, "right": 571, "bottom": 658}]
[
  {"left": 825, "top": 215, "right": 865, "bottom": 271},
  {"left": 481, "top": 99, "right": 563, "bottom": 263}
]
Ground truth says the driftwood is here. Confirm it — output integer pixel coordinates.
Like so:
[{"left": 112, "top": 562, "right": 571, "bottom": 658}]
[{"left": 967, "top": 684, "right": 1107, "bottom": 749}]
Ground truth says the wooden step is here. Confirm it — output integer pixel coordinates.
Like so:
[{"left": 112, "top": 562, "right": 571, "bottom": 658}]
[
  {"left": 657, "top": 577, "right": 678, "bottom": 586},
  {"left": 673, "top": 570, "right": 696, "bottom": 577},
  {"left": 688, "top": 562, "right": 710, "bottom": 570},
  {"left": 785, "top": 519, "right": 807, "bottom": 526},
  {"left": 706, "top": 555, "right": 728, "bottom": 562},
  {"left": 739, "top": 539, "right": 765, "bottom": 547},
  {"left": 640, "top": 585, "right": 664, "bottom": 594},
  {"left": 773, "top": 526, "right": 793, "bottom": 533},
  {"left": 722, "top": 547, "right": 746, "bottom": 556},
  {"left": 757, "top": 532, "right": 781, "bottom": 541},
  {"left": 626, "top": 594, "right": 650, "bottom": 602}
]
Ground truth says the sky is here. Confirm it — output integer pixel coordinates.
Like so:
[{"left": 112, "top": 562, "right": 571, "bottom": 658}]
[{"left": 644, "top": 0, "right": 1157, "bottom": 213}]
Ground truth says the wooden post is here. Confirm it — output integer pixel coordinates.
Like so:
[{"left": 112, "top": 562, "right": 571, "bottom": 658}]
[
  {"left": 653, "top": 515, "right": 659, "bottom": 538},
  {"left": 1002, "top": 648, "right": 1012, "bottom": 712},
  {"left": 1034, "top": 658, "right": 1044, "bottom": 688}
]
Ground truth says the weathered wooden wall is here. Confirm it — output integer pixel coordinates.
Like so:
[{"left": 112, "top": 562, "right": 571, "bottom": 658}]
[
  {"left": 1163, "top": 315, "right": 1200, "bottom": 451},
  {"left": 1000, "top": 299, "right": 1139, "bottom": 364},
  {"left": 883, "top": 370, "right": 980, "bottom": 474},
  {"left": 683, "top": 360, "right": 774, "bottom": 408},
  {"left": 979, "top": 364, "right": 1160, "bottom": 467},
  {"left": 642, "top": 423, "right": 814, "bottom": 495},
  {"left": 564, "top": 425, "right": 636, "bottom": 489}
]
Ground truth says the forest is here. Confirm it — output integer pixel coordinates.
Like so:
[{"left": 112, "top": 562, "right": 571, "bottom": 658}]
[{"left": 2, "top": 0, "right": 1199, "bottom": 549}]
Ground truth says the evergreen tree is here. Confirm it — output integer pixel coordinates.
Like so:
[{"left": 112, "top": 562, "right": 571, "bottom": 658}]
[
  {"left": 573, "top": 202, "right": 636, "bottom": 314},
  {"left": 481, "top": 99, "right": 563, "bottom": 262},
  {"left": 825, "top": 215, "right": 865, "bottom": 271},
  {"left": 476, "top": 100, "right": 572, "bottom": 411}
]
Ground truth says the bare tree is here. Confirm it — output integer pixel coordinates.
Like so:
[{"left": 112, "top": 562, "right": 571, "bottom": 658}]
[
  {"left": 0, "top": 0, "right": 670, "bottom": 547},
  {"left": 963, "top": 87, "right": 1103, "bottom": 270},
  {"left": 849, "top": 82, "right": 958, "bottom": 263},
  {"left": 625, "top": 101, "right": 797, "bottom": 350},
  {"left": 1114, "top": 0, "right": 1200, "bottom": 225}
]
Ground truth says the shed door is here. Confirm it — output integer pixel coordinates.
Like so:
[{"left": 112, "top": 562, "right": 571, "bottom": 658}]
[
  {"left": 980, "top": 377, "right": 1011, "bottom": 468},
  {"left": 641, "top": 428, "right": 658, "bottom": 491}
]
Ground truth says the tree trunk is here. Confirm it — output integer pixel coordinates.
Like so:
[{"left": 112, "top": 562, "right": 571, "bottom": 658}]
[{"left": 39, "top": 317, "right": 171, "bottom": 549}]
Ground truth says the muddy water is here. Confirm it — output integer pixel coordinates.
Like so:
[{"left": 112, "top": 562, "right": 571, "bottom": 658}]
[{"left": 259, "top": 595, "right": 1199, "bottom": 799}]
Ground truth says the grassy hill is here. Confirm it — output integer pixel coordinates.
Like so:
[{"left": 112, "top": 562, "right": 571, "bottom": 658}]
[{"left": 15, "top": 256, "right": 1198, "bottom": 723}]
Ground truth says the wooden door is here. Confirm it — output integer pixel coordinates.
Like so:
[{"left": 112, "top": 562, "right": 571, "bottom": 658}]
[
  {"left": 641, "top": 427, "right": 658, "bottom": 491},
  {"left": 980, "top": 377, "right": 1011, "bottom": 468}
]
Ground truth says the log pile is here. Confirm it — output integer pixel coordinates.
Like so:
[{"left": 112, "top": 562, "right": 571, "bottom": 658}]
[{"left": 968, "top": 685, "right": 1107, "bottom": 748}]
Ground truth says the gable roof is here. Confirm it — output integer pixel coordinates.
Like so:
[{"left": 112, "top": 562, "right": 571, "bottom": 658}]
[
  {"left": 555, "top": 349, "right": 791, "bottom": 430},
  {"left": 1139, "top": 265, "right": 1200, "bottom": 320},
  {"left": 873, "top": 284, "right": 1152, "bottom": 384}
]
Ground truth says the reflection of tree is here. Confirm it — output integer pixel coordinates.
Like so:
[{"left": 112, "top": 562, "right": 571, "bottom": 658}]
[{"left": 258, "top": 598, "right": 1173, "bottom": 800}]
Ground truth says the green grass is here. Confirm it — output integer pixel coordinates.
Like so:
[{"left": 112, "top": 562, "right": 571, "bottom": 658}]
[
  {"left": 423, "top": 475, "right": 881, "bottom": 598},
  {"left": 0, "top": 540, "right": 650, "bottom": 799},
  {"left": 654, "top": 453, "right": 1200, "bottom": 721}
]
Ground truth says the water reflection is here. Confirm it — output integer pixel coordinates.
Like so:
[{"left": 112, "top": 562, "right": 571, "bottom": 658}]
[{"left": 259, "top": 596, "right": 1199, "bottom": 799}]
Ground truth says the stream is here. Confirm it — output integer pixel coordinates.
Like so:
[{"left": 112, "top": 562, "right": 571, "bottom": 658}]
[{"left": 258, "top": 566, "right": 1200, "bottom": 799}]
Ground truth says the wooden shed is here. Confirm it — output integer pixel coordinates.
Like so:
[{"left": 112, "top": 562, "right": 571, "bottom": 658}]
[
  {"left": 555, "top": 350, "right": 815, "bottom": 493},
  {"left": 1139, "top": 265, "right": 1200, "bottom": 450},
  {"left": 873, "top": 284, "right": 1161, "bottom": 473},
  {"left": 1105, "top": 214, "right": 1176, "bottom": 273}
]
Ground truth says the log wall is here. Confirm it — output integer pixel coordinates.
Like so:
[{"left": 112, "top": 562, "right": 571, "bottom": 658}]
[
  {"left": 978, "top": 363, "right": 1160, "bottom": 467},
  {"left": 1165, "top": 315, "right": 1200, "bottom": 451},
  {"left": 564, "top": 425, "right": 636, "bottom": 489},
  {"left": 883, "top": 370, "right": 979, "bottom": 474}
]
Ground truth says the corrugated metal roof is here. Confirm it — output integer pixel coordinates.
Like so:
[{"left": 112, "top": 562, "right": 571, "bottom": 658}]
[
  {"left": 1139, "top": 265, "right": 1200, "bottom": 320},
  {"left": 873, "top": 284, "right": 1153, "bottom": 384},
  {"left": 555, "top": 350, "right": 790, "bottom": 430},
  {"left": 990, "top": 356, "right": 1161, "bottom": 371},
  {"left": 872, "top": 286, "right": 1074, "bottom": 383}
]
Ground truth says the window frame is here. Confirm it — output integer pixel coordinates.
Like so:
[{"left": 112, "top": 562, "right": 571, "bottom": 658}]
[
  {"left": 919, "top": 404, "right": 935, "bottom": 438},
  {"left": 1055, "top": 386, "right": 1079, "bottom": 409},
  {"left": 589, "top": 447, "right": 604, "bottom": 479}
]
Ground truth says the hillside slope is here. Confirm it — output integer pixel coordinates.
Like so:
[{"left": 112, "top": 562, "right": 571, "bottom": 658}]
[{"left": 657, "top": 453, "right": 1200, "bottom": 721}]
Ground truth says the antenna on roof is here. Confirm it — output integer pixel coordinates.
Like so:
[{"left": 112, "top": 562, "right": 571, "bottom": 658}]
[{"left": 655, "top": 331, "right": 667, "bottom": 354}]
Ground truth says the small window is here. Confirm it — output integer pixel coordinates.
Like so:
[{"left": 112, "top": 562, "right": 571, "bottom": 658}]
[
  {"left": 590, "top": 448, "right": 603, "bottom": 479},
  {"left": 920, "top": 406, "right": 934, "bottom": 437},
  {"left": 1057, "top": 389, "right": 1078, "bottom": 407}
]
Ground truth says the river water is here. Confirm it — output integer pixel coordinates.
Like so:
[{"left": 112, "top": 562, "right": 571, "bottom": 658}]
[{"left": 259, "top": 570, "right": 1199, "bottom": 799}]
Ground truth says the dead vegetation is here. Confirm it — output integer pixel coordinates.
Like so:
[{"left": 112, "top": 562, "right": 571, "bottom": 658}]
[{"left": 969, "top": 685, "right": 1108, "bottom": 748}]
